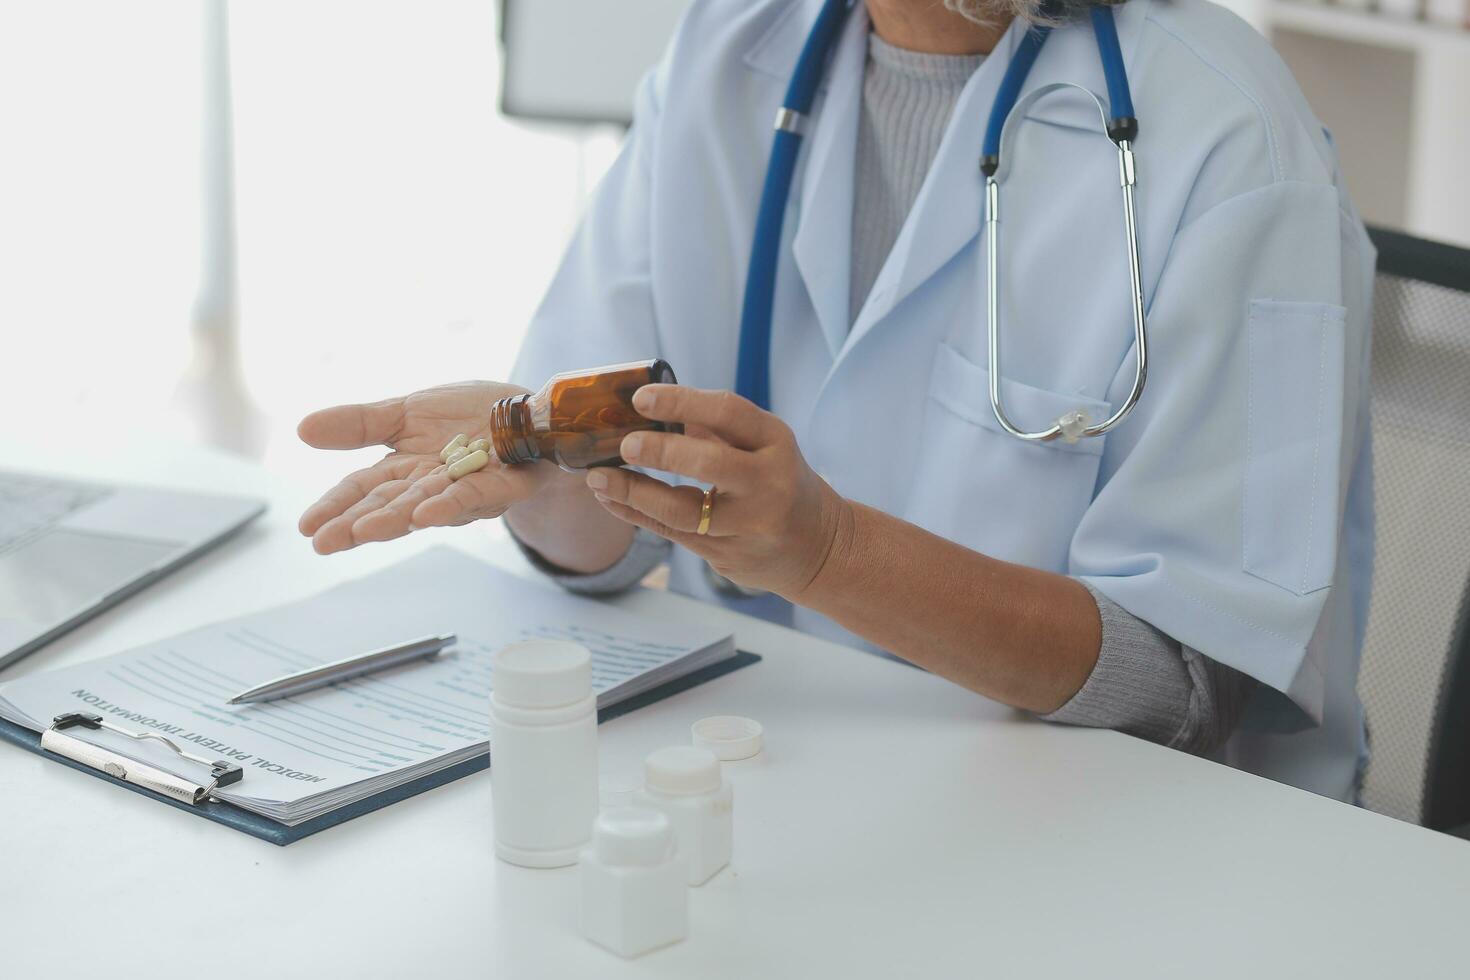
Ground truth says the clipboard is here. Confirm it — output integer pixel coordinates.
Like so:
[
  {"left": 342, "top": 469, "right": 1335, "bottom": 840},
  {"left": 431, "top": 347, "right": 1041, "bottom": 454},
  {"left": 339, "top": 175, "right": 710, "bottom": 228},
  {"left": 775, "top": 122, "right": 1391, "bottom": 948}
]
[{"left": 0, "top": 649, "right": 760, "bottom": 846}]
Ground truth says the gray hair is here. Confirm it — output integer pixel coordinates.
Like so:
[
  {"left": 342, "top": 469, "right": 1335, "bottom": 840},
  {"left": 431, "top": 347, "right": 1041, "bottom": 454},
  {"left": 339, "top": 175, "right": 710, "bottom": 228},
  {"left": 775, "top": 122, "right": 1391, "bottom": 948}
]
[{"left": 943, "top": 0, "right": 1126, "bottom": 28}]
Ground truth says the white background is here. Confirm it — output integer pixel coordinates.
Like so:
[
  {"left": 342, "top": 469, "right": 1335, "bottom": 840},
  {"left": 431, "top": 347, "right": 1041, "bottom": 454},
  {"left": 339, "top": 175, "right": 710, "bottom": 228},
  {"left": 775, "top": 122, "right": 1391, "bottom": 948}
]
[{"left": 0, "top": 0, "right": 621, "bottom": 493}]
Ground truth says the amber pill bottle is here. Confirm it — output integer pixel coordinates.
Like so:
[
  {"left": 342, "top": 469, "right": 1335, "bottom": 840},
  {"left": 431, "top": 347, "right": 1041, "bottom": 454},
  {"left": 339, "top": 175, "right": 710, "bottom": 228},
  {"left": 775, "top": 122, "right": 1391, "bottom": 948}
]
[{"left": 488, "top": 359, "right": 682, "bottom": 471}]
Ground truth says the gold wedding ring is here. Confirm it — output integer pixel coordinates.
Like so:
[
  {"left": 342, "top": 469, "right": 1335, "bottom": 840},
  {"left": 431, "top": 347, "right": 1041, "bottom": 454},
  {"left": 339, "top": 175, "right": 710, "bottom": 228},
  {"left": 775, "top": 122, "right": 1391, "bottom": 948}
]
[{"left": 697, "top": 486, "right": 716, "bottom": 536}]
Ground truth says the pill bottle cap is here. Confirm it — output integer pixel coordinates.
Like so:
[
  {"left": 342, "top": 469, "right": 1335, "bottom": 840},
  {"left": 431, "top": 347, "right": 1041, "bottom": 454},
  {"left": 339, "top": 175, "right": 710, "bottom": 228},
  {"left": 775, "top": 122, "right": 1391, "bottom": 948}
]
[
  {"left": 644, "top": 746, "right": 721, "bottom": 796},
  {"left": 592, "top": 807, "right": 675, "bottom": 868},
  {"left": 691, "top": 715, "right": 763, "bottom": 761},
  {"left": 493, "top": 640, "right": 592, "bottom": 708}
]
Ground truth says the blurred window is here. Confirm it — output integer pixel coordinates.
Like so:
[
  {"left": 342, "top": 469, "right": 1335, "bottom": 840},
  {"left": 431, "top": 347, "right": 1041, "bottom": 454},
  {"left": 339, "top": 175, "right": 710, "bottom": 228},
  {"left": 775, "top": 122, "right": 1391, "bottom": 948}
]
[{"left": 1, "top": 0, "right": 623, "bottom": 487}]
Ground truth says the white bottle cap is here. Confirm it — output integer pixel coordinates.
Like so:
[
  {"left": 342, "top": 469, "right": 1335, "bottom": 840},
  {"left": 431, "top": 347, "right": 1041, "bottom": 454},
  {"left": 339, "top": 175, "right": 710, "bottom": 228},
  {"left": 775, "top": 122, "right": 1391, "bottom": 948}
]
[
  {"left": 592, "top": 807, "right": 675, "bottom": 868},
  {"left": 644, "top": 746, "right": 721, "bottom": 796},
  {"left": 691, "top": 715, "right": 763, "bottom": 761},
  {"left": 493, "top": 640, "right": 592, "bottom": 708}
]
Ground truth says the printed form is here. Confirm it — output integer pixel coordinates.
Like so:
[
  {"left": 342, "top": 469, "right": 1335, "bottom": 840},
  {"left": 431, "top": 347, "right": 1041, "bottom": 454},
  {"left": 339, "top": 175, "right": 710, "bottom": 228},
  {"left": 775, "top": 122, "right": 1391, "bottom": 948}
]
[{"left": 0, "top": 547, "right": 734, "bottom": 823}]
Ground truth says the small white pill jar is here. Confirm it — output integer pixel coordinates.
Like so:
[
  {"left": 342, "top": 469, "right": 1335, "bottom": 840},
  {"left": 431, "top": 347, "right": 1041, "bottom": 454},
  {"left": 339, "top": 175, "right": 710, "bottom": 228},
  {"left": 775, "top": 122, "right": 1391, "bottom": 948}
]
[
  {"left": 490, "top": 640, "right": 598, "bottom": 868},
  {"left": 579, "top": 807, "right": 687, "bottom": 958},
  {"left": 632, "top": 746, "right": 732, "bottom": 885}
]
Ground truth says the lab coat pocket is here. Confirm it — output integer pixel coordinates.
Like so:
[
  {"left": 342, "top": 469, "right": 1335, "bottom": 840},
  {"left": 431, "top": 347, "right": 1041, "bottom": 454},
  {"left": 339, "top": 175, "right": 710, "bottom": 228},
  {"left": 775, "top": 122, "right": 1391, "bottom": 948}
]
[
  {"left": 1243, "top": 300, "right": 1347, "bottom": 595},
  {"left": 904, "top": 342, "right": 1111, "bottom": 572}
]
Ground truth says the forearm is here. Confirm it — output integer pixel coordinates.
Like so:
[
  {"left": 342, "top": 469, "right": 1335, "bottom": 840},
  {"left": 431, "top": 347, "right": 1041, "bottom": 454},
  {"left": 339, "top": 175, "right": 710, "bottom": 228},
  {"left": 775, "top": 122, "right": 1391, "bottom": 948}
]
[
  {"left": 503, "top": 467, "right": 636, "bottom": 574},
  {"left": 791, "top": 501, "right": 1101, "bottom": 713}
]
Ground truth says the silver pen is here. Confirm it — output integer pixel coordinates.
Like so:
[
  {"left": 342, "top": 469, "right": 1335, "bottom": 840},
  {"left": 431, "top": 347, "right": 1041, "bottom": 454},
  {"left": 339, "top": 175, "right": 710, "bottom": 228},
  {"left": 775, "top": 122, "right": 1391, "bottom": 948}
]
[{"left": 226, "top": 633, "right": 457, "bottom": 704}]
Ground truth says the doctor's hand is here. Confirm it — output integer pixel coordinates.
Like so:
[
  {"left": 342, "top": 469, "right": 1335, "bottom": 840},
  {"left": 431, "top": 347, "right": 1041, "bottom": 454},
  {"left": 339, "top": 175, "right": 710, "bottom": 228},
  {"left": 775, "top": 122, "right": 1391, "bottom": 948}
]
[
  {"left": 586, "top": 385, "right": 854, "bottom": 599},
  {"left": 296, "top": 381, "right": 571, "bottom": 554}
]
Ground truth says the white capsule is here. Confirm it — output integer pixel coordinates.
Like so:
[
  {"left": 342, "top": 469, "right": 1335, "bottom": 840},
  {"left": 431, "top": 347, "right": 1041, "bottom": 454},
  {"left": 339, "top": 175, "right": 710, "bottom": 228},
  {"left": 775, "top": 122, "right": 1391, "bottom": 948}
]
[
  {"left": 467, "top": 438, "right": 490, "bottom": 454},
  {"left": 446, "top": 448, "right": 489, "bottom": 480},
  {"left": 446, "top": 446, "right": 470, "bottom": 465},
  {"left": 440, "top": 433, "right": 468, "bottom": 462}
]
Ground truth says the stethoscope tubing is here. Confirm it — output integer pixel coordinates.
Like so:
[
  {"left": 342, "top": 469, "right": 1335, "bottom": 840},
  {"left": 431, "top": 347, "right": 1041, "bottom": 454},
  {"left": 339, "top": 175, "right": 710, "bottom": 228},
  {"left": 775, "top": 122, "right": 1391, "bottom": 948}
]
[
  {"left": 981, "top": 9, "right": 1147, "bottom": 443},
  {"left": 736, "top": 0, "right": 853, "bottom": 413}
]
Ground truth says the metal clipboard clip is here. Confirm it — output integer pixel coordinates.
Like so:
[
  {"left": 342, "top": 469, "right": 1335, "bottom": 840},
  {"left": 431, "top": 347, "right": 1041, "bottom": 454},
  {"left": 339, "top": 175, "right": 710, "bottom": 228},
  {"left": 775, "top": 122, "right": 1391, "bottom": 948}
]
[{"left": 40, "top": 712, "right": 244, "bottom": 805}]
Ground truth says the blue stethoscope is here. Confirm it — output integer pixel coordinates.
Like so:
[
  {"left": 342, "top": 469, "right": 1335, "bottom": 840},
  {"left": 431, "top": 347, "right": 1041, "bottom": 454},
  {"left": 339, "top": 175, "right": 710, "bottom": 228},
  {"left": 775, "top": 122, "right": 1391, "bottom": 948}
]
[
  {"left": 734, "top": 0, "right": 1149, "bottom": 445},
  {"left": 709, "top": 0, "right": 1150, "bottom": 598}
]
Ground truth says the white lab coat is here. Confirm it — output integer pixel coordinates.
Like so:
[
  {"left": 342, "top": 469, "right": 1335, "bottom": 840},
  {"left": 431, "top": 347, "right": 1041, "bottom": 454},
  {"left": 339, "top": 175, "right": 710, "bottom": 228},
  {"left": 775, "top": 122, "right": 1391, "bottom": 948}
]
[{"left": 512, "top": 0, "right": 1375, "bottom": 801}]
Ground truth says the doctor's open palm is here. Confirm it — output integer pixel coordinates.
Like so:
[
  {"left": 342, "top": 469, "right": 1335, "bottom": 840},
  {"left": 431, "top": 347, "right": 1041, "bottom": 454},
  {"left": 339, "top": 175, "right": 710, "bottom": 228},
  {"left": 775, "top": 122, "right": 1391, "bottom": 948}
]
[{"left": 297, "top": 380, "right": 563, "bottom": 554}]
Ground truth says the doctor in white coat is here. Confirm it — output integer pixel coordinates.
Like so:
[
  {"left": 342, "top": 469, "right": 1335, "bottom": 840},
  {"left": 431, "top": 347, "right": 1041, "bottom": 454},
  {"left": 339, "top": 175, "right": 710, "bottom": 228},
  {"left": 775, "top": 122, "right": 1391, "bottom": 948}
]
[{"left": 297, "top": 0, "right": 1374, "bottom": 801}]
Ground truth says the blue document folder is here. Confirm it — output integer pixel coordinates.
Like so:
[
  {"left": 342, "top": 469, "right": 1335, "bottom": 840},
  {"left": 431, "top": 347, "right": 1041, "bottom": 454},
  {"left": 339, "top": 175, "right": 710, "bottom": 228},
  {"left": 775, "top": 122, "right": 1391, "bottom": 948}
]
[{"left": 0, "top": 650, "right": 758, "bottom": 845}]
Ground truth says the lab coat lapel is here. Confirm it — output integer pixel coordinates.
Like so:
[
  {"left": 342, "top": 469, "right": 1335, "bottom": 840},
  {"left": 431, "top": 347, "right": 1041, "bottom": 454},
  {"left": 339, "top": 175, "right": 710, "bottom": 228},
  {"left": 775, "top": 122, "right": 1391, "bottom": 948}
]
[
  {"left": 844, "top": 19, "right": 1023, "bottom": 350},
  {"left": 787, "top": 3, "right": 869, "bottom": 359},
  {"left": 844, "top": 0, "right": 1152, "bottom": 352}
]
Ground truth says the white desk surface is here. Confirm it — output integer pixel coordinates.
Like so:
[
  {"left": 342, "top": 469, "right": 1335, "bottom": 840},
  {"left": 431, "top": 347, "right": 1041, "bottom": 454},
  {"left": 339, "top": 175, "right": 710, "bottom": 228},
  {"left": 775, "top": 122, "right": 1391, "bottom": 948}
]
[{"left": 2, "top": 437, "right": 1468, "bottom": 979}]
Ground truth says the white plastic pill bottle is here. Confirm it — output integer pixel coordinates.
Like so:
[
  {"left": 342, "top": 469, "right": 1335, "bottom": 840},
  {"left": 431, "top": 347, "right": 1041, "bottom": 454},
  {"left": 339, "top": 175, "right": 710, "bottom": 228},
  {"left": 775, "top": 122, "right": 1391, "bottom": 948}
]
[
  {"left": 580, "top": 807, "right": 687, "bottom": 958},
  {"left": 490, "top": 639, "right": 599, "bottom": 868},
  {"left": 632, "top": 745, "right": 732, "bottom": 885}
]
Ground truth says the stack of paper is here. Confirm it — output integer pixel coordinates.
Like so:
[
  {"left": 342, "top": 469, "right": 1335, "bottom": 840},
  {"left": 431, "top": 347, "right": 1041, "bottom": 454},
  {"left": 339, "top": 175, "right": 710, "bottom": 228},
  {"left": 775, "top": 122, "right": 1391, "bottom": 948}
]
[{"left": 0, "top": 547, "right": 735, "bottom": 826}]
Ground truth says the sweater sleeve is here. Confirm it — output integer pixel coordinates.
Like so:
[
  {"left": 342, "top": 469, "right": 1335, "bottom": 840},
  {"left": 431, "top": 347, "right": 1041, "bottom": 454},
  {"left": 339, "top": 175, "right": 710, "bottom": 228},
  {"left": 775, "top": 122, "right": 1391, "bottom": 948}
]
[
  {"left": 510, "top": 525, "right": 671, "bottom": 597},
  {"left": 1039, "top": 583, "right": 1256, "bottom": 755}
]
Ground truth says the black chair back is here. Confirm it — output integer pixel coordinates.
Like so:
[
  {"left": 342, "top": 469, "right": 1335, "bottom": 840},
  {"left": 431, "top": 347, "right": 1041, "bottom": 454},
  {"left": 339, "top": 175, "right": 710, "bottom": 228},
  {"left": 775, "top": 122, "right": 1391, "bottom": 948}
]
[{"left": 1358, "top": 226, "right": 1470, "bottom": 834}]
